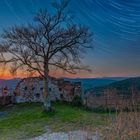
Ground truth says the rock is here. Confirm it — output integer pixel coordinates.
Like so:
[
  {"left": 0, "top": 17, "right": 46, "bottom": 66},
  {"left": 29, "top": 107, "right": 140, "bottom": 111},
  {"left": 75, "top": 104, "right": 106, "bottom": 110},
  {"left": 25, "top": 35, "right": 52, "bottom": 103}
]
[{"left": 0, "top": 111, "right": 8, "bottom": 118}]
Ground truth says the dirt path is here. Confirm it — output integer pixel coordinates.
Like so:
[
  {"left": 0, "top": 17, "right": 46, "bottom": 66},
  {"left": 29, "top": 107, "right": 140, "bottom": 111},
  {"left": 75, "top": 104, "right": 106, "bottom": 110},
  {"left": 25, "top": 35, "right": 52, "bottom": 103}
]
[{"left": 28, "top": 130, "right": 99, "bottom": 140}]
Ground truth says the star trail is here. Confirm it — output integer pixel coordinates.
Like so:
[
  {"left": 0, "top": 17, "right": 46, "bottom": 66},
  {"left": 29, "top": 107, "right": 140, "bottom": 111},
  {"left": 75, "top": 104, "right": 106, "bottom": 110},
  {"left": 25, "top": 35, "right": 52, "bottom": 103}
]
[{"left": 0, "top": 0, "right": 140, "bottom": 78}]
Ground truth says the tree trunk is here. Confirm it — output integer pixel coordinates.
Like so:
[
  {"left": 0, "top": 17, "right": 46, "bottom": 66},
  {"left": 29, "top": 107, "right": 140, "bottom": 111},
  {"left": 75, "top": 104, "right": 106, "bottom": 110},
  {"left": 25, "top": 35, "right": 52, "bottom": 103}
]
[{"left": 43, "top": 63, "right": 52, "bottom": 112}]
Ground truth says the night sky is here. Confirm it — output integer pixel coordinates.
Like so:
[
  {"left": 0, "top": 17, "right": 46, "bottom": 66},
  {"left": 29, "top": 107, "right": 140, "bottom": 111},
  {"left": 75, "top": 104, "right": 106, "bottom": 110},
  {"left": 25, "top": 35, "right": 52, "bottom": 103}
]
[{"left": 0, "top": 0, "right": 140, "bottom": 78}]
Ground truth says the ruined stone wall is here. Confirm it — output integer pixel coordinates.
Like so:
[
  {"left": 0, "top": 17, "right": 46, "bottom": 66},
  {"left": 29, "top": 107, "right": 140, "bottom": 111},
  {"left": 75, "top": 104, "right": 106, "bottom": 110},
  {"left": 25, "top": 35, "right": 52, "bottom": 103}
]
[
  {"left": 0, "top": 96, "right": 12, "bottom": 105},
  {"left": 13, "top": 77, "right": 82, "bottom": 103}
]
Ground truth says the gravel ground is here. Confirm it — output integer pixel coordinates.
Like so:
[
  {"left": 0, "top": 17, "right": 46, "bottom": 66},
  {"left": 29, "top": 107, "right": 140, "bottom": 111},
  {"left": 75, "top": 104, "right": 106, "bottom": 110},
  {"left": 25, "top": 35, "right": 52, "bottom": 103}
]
[{"left": 28, "top": 130, "right": 99, "bottom": 140}]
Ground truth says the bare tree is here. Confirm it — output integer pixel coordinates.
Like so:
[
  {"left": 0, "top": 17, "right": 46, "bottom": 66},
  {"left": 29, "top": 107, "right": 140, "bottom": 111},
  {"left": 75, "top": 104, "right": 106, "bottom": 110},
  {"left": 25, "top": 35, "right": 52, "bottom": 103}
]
[{"left": 0, "top": 0, "right": 93, "bottom": 111}]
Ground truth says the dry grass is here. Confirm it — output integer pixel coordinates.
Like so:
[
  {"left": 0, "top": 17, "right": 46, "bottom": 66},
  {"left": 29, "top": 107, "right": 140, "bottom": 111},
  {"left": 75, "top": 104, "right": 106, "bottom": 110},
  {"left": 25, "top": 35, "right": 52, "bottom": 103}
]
[{"left": 99, "top": 111, "right": 140, "bottom": 140}]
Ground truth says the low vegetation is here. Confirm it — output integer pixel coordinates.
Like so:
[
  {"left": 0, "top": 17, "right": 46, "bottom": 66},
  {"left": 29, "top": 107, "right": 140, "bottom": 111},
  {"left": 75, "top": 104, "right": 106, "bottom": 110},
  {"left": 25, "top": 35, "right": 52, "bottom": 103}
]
[
  {"left": 0, "top": 102, "right": 139, "bottom": 140},
  {"left": 0, "top": 102, "right": 111, "bottom": 140}
]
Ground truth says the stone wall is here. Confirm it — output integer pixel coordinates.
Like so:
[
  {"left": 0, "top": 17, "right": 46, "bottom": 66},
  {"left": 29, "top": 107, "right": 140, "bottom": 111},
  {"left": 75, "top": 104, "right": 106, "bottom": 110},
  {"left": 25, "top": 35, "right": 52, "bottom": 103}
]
[
  {"left": 0, "top": 96, "right": 12, "bottom": 106},
  {"left": 13, "top": 77, "right": 82, "bottom": 103}
]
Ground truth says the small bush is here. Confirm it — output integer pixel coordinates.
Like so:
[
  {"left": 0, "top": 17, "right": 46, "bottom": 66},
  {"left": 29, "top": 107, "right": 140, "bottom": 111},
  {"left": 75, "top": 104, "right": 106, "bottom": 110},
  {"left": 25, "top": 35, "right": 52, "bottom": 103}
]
[{"left": 72, "top": 95, "right": 83, "bottom": 107}]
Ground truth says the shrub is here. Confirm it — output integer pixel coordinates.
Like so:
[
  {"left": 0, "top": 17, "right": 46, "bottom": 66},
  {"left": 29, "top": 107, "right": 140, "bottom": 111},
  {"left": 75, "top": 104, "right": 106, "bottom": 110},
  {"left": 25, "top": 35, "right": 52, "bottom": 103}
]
[{"left": 72, "top": 95, "right": 83, "bottom": 106}]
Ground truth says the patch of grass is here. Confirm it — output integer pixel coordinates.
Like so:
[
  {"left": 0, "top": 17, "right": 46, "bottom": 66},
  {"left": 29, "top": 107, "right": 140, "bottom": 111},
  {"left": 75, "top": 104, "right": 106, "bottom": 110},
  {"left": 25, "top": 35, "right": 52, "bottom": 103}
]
[{"left": 0, "top": 102, "right": 113, "bottom": 139}]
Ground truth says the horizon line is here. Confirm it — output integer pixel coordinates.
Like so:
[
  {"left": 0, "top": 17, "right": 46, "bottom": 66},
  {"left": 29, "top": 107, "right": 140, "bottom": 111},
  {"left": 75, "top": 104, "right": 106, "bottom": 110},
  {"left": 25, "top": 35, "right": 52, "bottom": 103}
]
[{"left": 0, "top": 75, "right": 139, "bottom": 80}]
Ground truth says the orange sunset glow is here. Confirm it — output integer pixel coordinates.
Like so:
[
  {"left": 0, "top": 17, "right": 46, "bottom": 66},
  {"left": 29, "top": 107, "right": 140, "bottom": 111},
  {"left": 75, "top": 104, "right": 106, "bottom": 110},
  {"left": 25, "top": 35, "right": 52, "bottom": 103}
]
[{"left": 0, "top": 68, "right": 91, "bottom": 79}]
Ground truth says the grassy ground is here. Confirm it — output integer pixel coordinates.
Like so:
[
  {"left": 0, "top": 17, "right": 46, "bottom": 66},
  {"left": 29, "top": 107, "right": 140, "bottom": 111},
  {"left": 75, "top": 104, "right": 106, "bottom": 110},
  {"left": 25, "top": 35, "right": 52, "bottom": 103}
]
[{"left": 0, "top": 102, "right": 112, "bottom": 140}]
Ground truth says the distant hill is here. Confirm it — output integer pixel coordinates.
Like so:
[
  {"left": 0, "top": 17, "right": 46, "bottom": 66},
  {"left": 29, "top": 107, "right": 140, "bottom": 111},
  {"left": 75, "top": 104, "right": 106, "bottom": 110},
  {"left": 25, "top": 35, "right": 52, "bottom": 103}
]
[
  {"left": 0, "top": 78, "right": 21, "bottom": 93},
  {"left": 89, "top": 77, "right": 140, "bottom": 96},
  {"left": 64, "top": 77, "right": 127, "bottom": 91},
  {"left": 0, "top": 78, "right": 20, "bottom": 87},
  {"left": 0, "top": 77, "right": 128, "bottom": 94}
]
